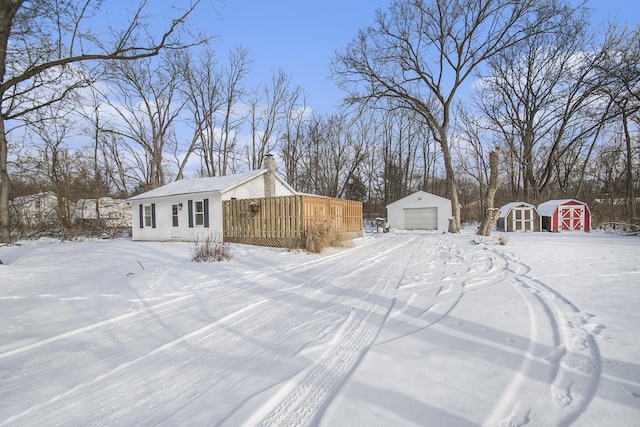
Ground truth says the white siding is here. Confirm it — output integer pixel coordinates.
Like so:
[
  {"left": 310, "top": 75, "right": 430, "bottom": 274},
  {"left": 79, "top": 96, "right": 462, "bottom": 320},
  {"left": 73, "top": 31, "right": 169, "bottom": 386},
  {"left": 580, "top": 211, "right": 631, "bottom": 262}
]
[
  {"left": 130, "top": 173, "right": 296, "bottom": 242},
  {"left": 274, "top": 179, "right": 295, "bottom": 196},
  {"left": 223, "top": 176, "right": 294, "bottom": 200},
  {"left": 131, "top": 192, "right": 223, "bottom": 242},
  {"left": 224, "top": 178, "right": 265, "bottom": 200},
  {"left": 386, "top": 191, "right": 452, "bottom": 231}
]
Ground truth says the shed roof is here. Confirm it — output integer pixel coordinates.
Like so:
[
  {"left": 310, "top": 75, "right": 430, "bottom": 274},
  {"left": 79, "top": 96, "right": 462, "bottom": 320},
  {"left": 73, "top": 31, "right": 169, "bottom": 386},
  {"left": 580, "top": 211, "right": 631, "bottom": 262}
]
[
  {"left": 386, "top": 191, "right": 451, "bottom": 208},
  {"left": 498, "top": 202, "right": 537, "bottom": 218},
  {"left": 537, "top": 199, "right": 587, "bottom": 217},
  {"left": 128, "top": 170, "right": 266, "bottom": 201}
]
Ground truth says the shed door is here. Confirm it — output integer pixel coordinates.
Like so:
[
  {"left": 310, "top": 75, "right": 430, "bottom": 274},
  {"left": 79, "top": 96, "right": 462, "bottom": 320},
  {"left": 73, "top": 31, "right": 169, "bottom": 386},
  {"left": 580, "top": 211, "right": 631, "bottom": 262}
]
[
  {"left": 403, "top": 207, "right": 437, "bottom": 230},
  {"left": 512, "top": 207, "right": 533, "bottom": 232},
  {"left": 559, "top": 205, "right": 584, "bottom": 231}
]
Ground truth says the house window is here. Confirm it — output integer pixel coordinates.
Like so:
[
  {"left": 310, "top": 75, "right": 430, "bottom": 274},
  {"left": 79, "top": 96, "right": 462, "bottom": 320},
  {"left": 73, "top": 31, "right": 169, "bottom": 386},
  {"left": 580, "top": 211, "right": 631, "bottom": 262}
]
[
  {"left": 188, "top": 199, "right": 209, "bottom": 228},
  {"left": 194, "top": 201, "right": 204, "bottom": 226},
  {"left": 172, "top": 204, "right": 179, "bottom": 227},
  {"left": 144, "top": 205, "right": 153, "bottom": 227},
  {"left": 139, "top": 203, "right": 156, "bottom": 229}
]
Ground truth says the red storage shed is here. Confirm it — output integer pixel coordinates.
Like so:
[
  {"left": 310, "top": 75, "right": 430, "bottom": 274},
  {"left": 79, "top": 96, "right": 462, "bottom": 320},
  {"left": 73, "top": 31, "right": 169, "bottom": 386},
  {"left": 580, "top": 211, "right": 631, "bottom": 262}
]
[{"left": 537, "top": 199, "right": 591, "bottom": 232}]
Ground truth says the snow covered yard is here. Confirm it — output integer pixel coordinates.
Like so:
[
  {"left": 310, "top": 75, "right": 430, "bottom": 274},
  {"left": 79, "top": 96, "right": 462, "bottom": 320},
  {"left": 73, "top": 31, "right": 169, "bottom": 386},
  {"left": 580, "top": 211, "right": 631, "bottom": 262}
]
[{"left": 0, "top": 229, "right": 638, "bottom": 426}]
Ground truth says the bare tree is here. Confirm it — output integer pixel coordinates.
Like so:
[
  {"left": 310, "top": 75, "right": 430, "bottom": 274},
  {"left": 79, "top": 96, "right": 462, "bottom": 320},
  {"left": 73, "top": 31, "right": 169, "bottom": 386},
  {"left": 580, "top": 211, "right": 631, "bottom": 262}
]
[
  {"left": 103, "top": 53, "right": 186, "bottom": 192},
  {"left": 297, "top": 113, "right": 368, "bottom": 197},
  {"left": 332, "top": 0, "right": 574, "bottom": 232},
  {"left": 377, "top": 108, "right": 427, "bottom": 204},
  {"left": 279, "top": 87, "right": 308, "bottom": 187},
  {"left": 0, "top": 0, "right": 204, "bottom": 243},
  {"left": 476, "top": 7, "right": 609, "bottom": 203},
  {"left": 179, "top": 48, "right": 224, "bottom": 180},
  {"left": 181, "top": 47, "right": 250, "bottom": 178},
  {"left": 80, "top": 89, "right": 107, "bottom": 225},
  {"left": 454, "top": 104, "right": 497, "bottom": 221},
  {"left": 215, "top": 47, "right": 249, "bottom": 176},
  {"left": 589, "top": 136, "right": 627, "bottom": 224},
  {"left": 24, "top": 101, "right": 80, "bottom": 238},
  {"left": 247, "top": 69, "right": 291, "bottom": 170},
  {"left": 595, "top": 25, "right": 640, "bottom": 225}
]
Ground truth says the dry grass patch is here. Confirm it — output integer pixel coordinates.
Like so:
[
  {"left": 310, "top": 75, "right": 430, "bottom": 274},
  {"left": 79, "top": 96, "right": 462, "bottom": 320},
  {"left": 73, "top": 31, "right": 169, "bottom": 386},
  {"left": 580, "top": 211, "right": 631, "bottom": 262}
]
[
  {"left": 306, "top": 218, "right": 353, "bottom": 253},
  {"left": 191, "top": 235, "right": 232, "bottom": 262}
]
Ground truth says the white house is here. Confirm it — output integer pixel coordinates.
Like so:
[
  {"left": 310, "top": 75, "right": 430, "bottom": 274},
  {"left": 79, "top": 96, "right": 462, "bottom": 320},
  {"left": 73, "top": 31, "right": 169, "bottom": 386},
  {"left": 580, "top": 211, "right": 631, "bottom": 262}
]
[
  {"left": 128, "top": 156, "right": 296, "bottom": 242},
  {"left": 74, "top": 197, "right": 132, "bottom": 229},
  {"left": 386, "top": 191, "right": 452, "bottom": 231},
  {"left": 9, "top": 191, "right": 67, "bottom": 230}
]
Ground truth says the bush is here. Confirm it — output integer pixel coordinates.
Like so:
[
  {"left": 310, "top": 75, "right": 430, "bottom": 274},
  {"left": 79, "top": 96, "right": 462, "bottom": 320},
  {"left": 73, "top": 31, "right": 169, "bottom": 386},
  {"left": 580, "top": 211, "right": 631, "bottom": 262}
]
[
  {"left": 498, "top": 234, "right": 509, "bottom": 246},
  {"left": 306, "top": 218, "right": 353, "bottom": 253},
  {"left": 191, "top": 235, "right": 232, "bottom": 262}
]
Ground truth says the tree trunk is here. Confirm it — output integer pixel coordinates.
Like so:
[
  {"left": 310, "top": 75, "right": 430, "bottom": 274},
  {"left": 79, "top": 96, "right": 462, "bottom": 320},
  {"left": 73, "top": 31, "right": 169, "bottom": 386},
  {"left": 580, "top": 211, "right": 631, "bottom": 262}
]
[
  {"left": 440, "top": 131, "right": 461, "bottom": 233},
  {"left": 477, "top": 151, "right": 501, "bottom": 236},
  {"left": 0, "top": 117, "right": 10, "bottom": 244},
  {"left": 0, "top": 4, "right": 16, "bottom": 244},
  {"left": 622, "top": 108, "right": 636, "bottom": 225}
]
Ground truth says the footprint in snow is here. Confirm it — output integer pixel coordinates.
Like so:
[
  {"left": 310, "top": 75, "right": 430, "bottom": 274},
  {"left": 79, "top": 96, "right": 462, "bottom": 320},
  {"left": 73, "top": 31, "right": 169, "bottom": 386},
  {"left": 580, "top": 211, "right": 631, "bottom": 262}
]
[
  {"left": 571, "top": 336, "right": 588, "bottom": 351},
  {"left": 585, "top": 323, "right": 606, "bottom": 335},
  {"left": 552, "top": 385, "right": 573, "bottom": 407}
]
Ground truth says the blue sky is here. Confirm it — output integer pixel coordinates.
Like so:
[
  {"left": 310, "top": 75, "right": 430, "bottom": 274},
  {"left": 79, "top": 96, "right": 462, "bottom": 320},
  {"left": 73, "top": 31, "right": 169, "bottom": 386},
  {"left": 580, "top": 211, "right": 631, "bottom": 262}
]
[
  {"left": 107, "top": 1, "right": 638, "bottom": 115},
  {"left": 204, "top": 0, "right": 639, "bottom": 114},
  {"left": 205, "top": 0, "right": 392, "bottom": 113}
]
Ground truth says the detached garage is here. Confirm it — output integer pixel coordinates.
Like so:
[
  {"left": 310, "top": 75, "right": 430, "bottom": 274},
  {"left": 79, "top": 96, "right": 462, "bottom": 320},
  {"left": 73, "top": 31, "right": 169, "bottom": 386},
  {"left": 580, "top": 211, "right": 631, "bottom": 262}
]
[
  {"left": 386, "top": 191, "right": 452, "bottom": 231},
  {"left": 538, "top": 199, "right": 591, "bottom": 232},
  {"left": 496, "top": 202, "right": 541, "bottom": 232}
]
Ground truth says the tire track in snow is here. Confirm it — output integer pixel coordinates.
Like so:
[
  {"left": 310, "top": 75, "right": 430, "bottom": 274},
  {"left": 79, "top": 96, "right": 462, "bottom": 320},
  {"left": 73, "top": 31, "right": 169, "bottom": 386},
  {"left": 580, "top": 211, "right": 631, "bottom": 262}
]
[
  {"left": 0, "top": 236, "right": 415, "bottom": 425},
  {"left": 157, "top": 236, "right": 420, "bottom": 424},
  {"left": 254, "top": 237, "right": 421, "bottom": 427},
  {"left": 483, "top": 249, "right": 601, "bottom": 427},
  {"left": 0, "top": 299, "right": 270, "bottom": 426},
  {"left": 0, "top": 238, "right": 381, "bottom": 361},
  {"left": 0, "top": 245, "right": 373, "bottom": 421},
  {"left": 374, "top": 236, "right": 599, "bottom": 427},
  {"left": 380, "top": 237, "right": 511, "bottom": 345}
]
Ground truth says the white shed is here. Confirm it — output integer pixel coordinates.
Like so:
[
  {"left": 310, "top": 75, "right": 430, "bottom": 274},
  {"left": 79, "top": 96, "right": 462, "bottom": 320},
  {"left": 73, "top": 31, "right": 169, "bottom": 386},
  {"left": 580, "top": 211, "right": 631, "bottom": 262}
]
[
  {"left": 386, "top": 191, "right": 452, "bottom": 231},
  {"left": 496, "top": 202, "right": 541, "bottom": 232},
  {"left": 128, "top": 157, "right": 296, "bottom": 242}
]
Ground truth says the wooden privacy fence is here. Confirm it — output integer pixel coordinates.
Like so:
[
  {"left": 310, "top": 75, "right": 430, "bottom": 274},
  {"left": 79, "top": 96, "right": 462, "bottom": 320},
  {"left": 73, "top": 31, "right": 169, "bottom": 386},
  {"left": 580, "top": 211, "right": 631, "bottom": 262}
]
[{"left": 223, "top": 195, "right": 362, "bottom": 248}]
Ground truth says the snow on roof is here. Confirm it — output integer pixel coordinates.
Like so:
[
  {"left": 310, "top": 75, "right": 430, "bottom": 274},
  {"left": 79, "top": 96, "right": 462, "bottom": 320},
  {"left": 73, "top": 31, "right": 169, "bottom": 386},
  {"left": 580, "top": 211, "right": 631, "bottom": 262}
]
[
  {"left": 537, "top": 199, "right": 585, "bottom": 217},
  {"left": 498, "top": 202, "right": 537, "bottom": 218},
  {"left": 386, "top": 190, "right": 451, "bottom": 208},
  {"left": 10, "top": 191, "right": 58, "bottom": 204},
  {"left": 128, "top": 170, "right": 264, "bottom": 201}
]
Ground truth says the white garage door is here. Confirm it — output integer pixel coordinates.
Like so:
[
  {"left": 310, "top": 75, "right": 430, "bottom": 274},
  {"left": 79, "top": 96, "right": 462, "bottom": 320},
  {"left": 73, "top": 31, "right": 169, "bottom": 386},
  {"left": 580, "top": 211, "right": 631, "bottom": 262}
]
[{"left": 403, "top": 207, "right": 437, "bottom": 230}]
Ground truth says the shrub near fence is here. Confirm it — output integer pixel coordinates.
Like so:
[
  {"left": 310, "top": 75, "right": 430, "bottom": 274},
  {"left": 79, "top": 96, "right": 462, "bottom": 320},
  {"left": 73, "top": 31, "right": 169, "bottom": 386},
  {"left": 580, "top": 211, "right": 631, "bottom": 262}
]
[{"left": 223, "top": 195, "right": 362, "bottom": 248}]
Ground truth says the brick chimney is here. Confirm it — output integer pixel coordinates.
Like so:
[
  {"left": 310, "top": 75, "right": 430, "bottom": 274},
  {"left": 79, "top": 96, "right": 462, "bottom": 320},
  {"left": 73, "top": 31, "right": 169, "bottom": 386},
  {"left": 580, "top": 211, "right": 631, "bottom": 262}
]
[{"left": 264, "top": 154, "right": 276, "bottom": 197}]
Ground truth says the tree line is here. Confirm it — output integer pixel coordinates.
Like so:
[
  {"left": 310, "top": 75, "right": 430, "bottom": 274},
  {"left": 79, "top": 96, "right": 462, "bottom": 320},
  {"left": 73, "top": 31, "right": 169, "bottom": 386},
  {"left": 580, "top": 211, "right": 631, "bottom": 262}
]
[{"left": 2, "top": 0, "right": 639, "bottom": 242}]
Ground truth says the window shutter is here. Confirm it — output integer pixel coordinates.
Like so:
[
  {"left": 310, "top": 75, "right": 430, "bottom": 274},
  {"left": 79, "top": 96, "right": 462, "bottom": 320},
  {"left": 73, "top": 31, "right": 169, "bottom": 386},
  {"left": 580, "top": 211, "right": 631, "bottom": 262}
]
[
  {"left": 139, "top": 204, "right": 144, "bottom": 229},
  {"left": 203, "top": 199, "right": 209, "bottom": 228},
  {"left": 151, "top": 203, "right": 156, "bottom": 228},
  {"left": 188, "top": 200, "right": 193, "bottom": 228}
]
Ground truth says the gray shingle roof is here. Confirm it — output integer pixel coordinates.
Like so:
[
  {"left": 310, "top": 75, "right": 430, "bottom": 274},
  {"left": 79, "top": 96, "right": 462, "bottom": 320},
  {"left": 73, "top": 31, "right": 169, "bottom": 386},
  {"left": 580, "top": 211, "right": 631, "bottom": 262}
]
[{"left": 128, "top": 170, "right": 264, "bottom": 201}]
